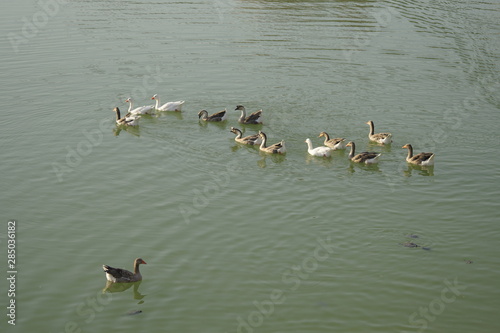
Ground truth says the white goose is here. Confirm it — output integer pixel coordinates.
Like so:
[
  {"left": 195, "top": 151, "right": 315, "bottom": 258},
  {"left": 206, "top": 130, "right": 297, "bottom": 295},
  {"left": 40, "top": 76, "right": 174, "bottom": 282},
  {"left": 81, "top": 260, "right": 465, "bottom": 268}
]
[
  {"left": 125, "top": 97, "right": 154, "bottom": 115},
  {"left": 305, "top": 138, "right": 333, "bottom": 157},
  {"left": 151, "top": 94, "right": 185, "bottom": 112}
]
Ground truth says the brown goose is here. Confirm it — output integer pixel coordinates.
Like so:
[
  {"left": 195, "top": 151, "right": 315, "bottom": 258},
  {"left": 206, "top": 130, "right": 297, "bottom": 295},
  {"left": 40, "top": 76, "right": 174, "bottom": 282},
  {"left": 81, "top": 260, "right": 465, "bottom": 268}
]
[
  {"left": 402, "top": 144, "right": 435, "bottom": 166},
  {"left": 230, "top": 127, "right": 262, "bottom": 145},
  {"left": 258, "top": 131, "right": 286, "bottom": 154},
  {"left": 198, "top": 109, "right": 227, "bottom": 122},
  {"left": 113, "top": 107, "right": 141, "bottom": 126},
  {"left": 366, "top": 120, "right": 392, "bottom": 144},
  {"left": 103, "top": 258, "right": 146, "bottom": 283},
  {"left": 346, "top": 141, "right": 381, "bottom": 164},
  {"left": 235, "top": 105, "right": 263, "bottom": 124},
  {"left": 318, "top": 131, "right": 346, "bottom": 150}
]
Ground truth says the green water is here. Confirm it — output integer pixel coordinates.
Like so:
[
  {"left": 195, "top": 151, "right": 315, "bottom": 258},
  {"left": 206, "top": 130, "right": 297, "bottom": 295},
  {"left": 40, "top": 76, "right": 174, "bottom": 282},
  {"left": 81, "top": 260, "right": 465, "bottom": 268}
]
[{"left": 1, "top": 0, "right": 499, "bottom": 332}]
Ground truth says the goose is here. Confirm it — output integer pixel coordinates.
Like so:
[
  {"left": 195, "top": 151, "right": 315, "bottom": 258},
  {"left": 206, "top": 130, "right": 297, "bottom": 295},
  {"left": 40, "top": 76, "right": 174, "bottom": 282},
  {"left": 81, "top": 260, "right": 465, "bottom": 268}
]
[
  {"left": 346, "top": 141, "right": 381, "bottom": 164},
  {"left": 402, "top": 144, "right": 435, "bottom": 166},
  {"left": 318, "top": 132, "right": 346, "bottom": 150},
  {"left": 113, "top": 107, "right": 141, "bottom": 126},
  {"left": 258, "top": 131, "right": 286, "bottom": 154},
  {"left": 125, "top": 97, "right": 154, "bottom": 115},
  {"left": 235, "top": 105, "right": 263, "bottom": 124},
  {"left": 230, "top": 127, "right": 262, "bottom": 145},
  {"left": 151, "top": 94, "right": 185, "bottom": 112},
  {"left": 102, "top": 258, "right": 147, "bottom": 283},
  {"left": 305, "top": 138, "right": 333, "bottom": 157},
  {"left": 366, "top": 120, "right": 392, "bottom": 144},
  {"left": 198, "top": 109, "right": 227, "bottom": 122}
]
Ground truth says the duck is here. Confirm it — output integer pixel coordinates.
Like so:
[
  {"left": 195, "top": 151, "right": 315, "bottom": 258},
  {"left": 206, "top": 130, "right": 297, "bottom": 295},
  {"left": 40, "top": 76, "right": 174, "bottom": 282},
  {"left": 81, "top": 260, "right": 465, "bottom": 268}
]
[
  {"left": 230, "top": 127, "right": 262, "bottom": 145},
  {"left": 346, "top": 141, "right": 381, "bottom": 164},
  {"left": 235, "top": 105, "right": 263, "bottom": 124},
  {"left": 305, "top": 138, "right": 333, "bottom": 157},
  {"left": 366, "top": 120, "right": 392, "bottom": 144},
  {"left": 113, "top": 107, "right": 141, "bottom": 126},
  {"left": 198, "top": 109, "right": 227, "bottom": 122},
  {"left": 151, "top": 94, "right": 185, "bottom": 112},
  {"left": 402, "top": 144, "right": 435, "bottom": 166},
  {"left": 258, "top": 131, "right": 286, "bottom": 154},
  {"left": 318, "top": 132, "right": 346, "bottom": 150},
  {"left": 102, "top": 258, "right": 147, "bottom": 283},
  {"left": 125, "top": 97, "right": 154, "bottom": 115}
]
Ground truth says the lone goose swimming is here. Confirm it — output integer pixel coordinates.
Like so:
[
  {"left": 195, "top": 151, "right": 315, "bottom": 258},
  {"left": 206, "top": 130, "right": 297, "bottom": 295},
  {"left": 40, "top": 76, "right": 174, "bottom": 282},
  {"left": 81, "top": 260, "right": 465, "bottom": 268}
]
[
  {"left": 113, "top": 107, "right": 141, "bottom": 126},
  {"left": 235, "top": 105, "right": 263, "bottom": 124},
  {"left": 318, "top": 131, "right": 346, "bottom": 150},
  {"left": 305, "top": 138, "right": 333, "bottom": 157},
  {"left": 198, "top": 109, "right": 227, "bottom": 122},
  {"left": 230, "top": 127, "right": 262, "bottom": 145},
  {"left": 402, "top": 144, "right": 435, "bottom": 166},
  {"left": 151, "top": 94, "right": 185, "bottom": 112},
  {"left": 103, "top": 258, "right": 147, "bottom": 283},
  {"left": 346, "top": 141, "right": 381, "bottom": 164},
  {"left": 258, "top": 131, "right": 286, "bottom": 154},
  {"left": 125, "top": 97, "right": 154, "bottom": 115},
  {"left": 366, "top": 120, "right": 392, "bottom": 144}
]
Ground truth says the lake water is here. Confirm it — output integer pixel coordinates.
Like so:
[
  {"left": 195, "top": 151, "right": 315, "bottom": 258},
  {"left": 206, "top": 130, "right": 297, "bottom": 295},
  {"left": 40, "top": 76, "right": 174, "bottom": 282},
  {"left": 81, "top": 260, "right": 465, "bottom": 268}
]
[{"left": 1, "top": 0, "right": 499, "bottom": 332}]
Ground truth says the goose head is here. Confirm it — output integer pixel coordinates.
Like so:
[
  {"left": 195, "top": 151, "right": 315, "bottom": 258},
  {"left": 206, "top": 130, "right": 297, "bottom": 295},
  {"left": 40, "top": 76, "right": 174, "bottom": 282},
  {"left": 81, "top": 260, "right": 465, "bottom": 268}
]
[
  {"left": 235, "top": 105, "right": 245, "bottom": 111},
  {"left": 135, "top": 258, "right": 147, "bottom": 265},
  {"left": 198, "top": 110, "right": 208, "bottom": 119},
  {"left": 151, "top": 94, "right": 158, "bottom": 100}
]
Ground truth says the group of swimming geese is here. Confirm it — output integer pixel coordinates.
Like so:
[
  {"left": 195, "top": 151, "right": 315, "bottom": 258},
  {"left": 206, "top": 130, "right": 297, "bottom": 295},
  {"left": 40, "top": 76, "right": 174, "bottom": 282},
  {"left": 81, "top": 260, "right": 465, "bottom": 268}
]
[{"left": 112, "top": 96, "right": 435, "bottom": 166}]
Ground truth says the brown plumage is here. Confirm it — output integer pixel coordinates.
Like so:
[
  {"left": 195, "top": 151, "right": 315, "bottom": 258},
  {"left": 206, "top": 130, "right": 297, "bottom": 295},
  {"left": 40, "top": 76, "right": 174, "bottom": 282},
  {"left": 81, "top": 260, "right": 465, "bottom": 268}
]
[
  {"left": 402, "top": 144, "right": 435, "bottom": 166},
  {"left": 235, "top": 105, "right": 263, "bottom": 124},
  {"left": 113, "top": 107, "right": 140, "bottom": 126},
  {"left": 366, "top": 120, "right": 392, "bottom": 144},
  {"left": 346, "top": 141, "right": 381, "bottom": 164},
  {"left": 103, "top": 258, "right": 146, "bottom": 283},
  {"left": 318, "top": 131, "right": 346, "bottom": 150},
  {"left": 230, "top": 127, "right": 262, "bottom": 145},
  {"left": 258, "top": 131, "right": 286, "bottom": 154},
  {"left": 198, "top": 109, "right": 227, "bottom": 122}
]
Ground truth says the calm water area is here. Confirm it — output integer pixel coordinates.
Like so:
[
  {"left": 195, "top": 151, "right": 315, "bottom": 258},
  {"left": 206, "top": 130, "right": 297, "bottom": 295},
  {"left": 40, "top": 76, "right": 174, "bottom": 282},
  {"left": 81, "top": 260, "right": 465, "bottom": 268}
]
[{"left": 1, "top": 0, "right": 499, "bottom": 332}]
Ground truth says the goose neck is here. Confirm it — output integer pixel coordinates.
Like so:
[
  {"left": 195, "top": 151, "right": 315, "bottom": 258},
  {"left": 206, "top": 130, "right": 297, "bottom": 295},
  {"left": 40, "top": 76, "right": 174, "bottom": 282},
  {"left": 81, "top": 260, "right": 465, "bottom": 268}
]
[
  {"left": 368, "top": 121, "right": 375, "bottom": 135},
  {"left": 406, "top": 145, "right": 414, "bottom": 159},
  {"left": 348, "top": 142, "right": 356, "bottom": 159}
]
